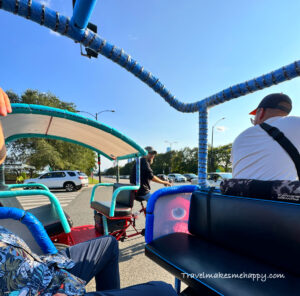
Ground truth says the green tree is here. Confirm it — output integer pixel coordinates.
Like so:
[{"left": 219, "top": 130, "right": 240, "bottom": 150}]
[
  {"left": 207, "top": 144, "right": 232, "bottom": 172},
  {"left": 104, "top": 145, "right": 232, "bottom": 177},
  {"left": 6, "top": 89, "right": 96, "bottom": 175},
  {"left": 120, "top": 161, "right": 134, "bottom": 175}
]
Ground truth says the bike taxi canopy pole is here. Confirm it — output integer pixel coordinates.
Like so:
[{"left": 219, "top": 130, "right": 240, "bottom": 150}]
[
  {"left": 135, "top": 157, "right": 140, "bottom": 187},
  {"left": 0, "top": 164, "right": 9, "bottom": 191},
  {"left": 116, "top": 160, "right": 120, "bottom": 183},
  {"left": 0, "top": 163, "right": 9, "bottom": 191},
  {"left": 71, "top": 0, "right": 98, "bottom": 29},
  {"left": 198, "top": 108, "right": 208, "bottom": 187}
]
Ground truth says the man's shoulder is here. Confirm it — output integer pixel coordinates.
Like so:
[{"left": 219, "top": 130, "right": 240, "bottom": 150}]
[
  {"left": 277, "top": 116, "right": 300, "bottom": 124},
  {"left": 233, "top": 125, "right": 258, "bottom": 144}
]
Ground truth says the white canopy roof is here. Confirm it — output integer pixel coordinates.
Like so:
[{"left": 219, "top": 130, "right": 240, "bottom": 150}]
[{"left": 1, "top": 104, "right": 147, "bottom": 160}]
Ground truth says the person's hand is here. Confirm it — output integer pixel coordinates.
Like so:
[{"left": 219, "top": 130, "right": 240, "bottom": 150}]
[
  {"left": 54, "top": 294, "right": 67, "bottom": 296},
  {"left": 164, "top": 181, "right": 171, "bottom": 187},
  {"left": 0, "top": 88, "right": 12, "bottom": 116}
]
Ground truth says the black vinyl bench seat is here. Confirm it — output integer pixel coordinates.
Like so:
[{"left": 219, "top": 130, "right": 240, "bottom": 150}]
[
  {"left": 91, "top": 201, "right": 132, "bottom": 217},
  {"left": 145, "top": 190, "right": 300, "bottom": 295}
]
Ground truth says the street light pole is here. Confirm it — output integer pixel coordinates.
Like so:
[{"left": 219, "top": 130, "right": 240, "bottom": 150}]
[
  {"left": 211, "top": 117, "right": 225, "bottom": 172},
  {"left": 77, "top": 109, "right": 115, "bottom": 183},
  {"left": 165, "top": 140, "right": 177, "bottom": 152},
  {"left": 95, "top": 112, "right": 101, "bottom": 183},
  {"left": 165, "top": 140, "right": 177, "bottom": 174}
]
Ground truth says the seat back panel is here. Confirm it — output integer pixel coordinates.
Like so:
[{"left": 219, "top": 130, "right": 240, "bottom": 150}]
[
  {"left": 0, "top": 219, "right": 44, "bottom": 255},
  {"left": 189, "top": 191, "right": 300, "bottom": 275},
  {"left": 0, "top": 197, "right": 23, "bottom": 209},
  {"left": 113, "top": 183, "right": 134, "bottom": 208}
]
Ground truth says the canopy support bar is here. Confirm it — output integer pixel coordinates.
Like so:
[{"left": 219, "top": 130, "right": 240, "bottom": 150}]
[
  {"left": 71, "top": 0, "right": 98, "bottom": 29},
  {"left": 198, "top": 108, "right": 208, "bottom": 187}
]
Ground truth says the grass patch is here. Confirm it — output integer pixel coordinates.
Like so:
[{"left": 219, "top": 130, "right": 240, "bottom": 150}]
[{"left": 88, "top": 177, "right": 99, "bottom": 184}]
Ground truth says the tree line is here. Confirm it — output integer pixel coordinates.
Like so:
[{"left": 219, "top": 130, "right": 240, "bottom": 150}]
[
  {"left": 104, "top": 144, "right": 232, "bottom": 176},
  {"left": 5, "top": 89, "right": 96, "bottom": 176}
]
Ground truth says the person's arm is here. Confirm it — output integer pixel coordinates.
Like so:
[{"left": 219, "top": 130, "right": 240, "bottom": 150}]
[
  {"left": 0, "top": 88, "right": 12, "bottom": 116},
  {"left": 152, "top": 175, "right": 171, "bottom": 186}
]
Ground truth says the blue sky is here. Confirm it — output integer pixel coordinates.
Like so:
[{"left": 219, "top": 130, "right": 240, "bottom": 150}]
[{"left": 1, "top": 0, "right": 300, "bottom": 169}]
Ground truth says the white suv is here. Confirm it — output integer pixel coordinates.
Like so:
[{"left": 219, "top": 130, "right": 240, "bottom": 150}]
[{"left": 24, "top": 171, "right": 89, "bottom": 192}]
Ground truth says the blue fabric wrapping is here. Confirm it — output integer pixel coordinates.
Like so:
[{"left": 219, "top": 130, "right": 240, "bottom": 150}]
[
  {"left": 0, "top": 207, "right": 57, "bottom": 254},
  {"left": 145, "top": 185, "right": 198, "bottom": 243},
  {"left": 71, "top": 0, "right": 98, "bottom": 29},
  {"left": 198, "top": 108, "right": 208, "bottom": 186}
]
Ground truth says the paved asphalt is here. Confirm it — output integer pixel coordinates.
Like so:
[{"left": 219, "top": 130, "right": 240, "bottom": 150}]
[{"left": 64, "top": 178, "right": 188, "bottom": 292}]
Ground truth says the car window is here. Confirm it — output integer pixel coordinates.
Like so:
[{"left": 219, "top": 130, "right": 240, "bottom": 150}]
[
  {"left": 67, "top": 172, "right": 76, "bottom": 177},
  {"left": 208, "top": 174, "right": 222, "bottom": 182},
  {"left": 52, "top": 172, "right": 66, "bottom": 178},
  {"left": 40, "top": 173, "right": 51, "bottom": 179}
]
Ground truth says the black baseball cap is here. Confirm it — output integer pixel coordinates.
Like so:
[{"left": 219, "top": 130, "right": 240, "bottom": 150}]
[
  {"left": 145, "top": 146, "right": 157, "bottom": 155},
  {"left": 249, "top": 93, "right": 292, "bottom": 115}
]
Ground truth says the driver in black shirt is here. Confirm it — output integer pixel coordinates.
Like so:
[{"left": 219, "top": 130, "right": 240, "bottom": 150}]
[{"left": 130, "top": 146, "right": 171, "bottom": 200}]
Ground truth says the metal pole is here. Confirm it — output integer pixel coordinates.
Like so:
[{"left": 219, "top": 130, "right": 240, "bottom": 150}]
[
  {"left": 0, "top": 164, "right": 9, "bottom": 191},
  {"left": 211, "top": 126, "right": 214, "bottom": 172},
  {"left": 211, "top": 117, "right": 225, "bottom": 172},
  {"left": 116, "top": 160, "right": 120, "bottom": 183},
  {"left": 95, "top": 113, "right": 101, "bottom": 183}
]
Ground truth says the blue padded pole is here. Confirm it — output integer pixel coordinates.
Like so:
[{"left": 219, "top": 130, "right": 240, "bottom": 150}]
[
  {"left": 0, "top": 207, "right": 58, "bottom": 254},
  {"left": 2, "top": 0, "right": 300, "bottom": 114},
  {"left": 198, "top": 108, "right": 208, "bottom": 187},
  {"left": 174, "top": 278, "right": 181, "bottom": 294},
  {"left": 71, "top": 0, "right": 98, "bottom": 29}
]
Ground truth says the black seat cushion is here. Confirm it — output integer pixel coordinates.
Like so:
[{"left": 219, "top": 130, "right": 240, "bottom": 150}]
[
  {"left": 145, "top": 232, "right": 300, "bottom": 296},
  {"left": 91, "top": 201, "right": 132, "bottom": 217},
  {"left": 28, "top": 204, "right": 73, "bottom": 237}
]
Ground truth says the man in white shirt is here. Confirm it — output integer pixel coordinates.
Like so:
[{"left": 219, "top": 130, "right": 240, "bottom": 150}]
[{"left": 231, "top": 93, "right": 300, "bottom": 180}]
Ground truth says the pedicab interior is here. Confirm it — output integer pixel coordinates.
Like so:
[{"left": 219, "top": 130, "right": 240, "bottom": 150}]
[
  {"left": 2, "top": 0, "right": 300, "bottom": 295},
  {"left": 0, "top": 103, "right": 147, "bottom": 245}
]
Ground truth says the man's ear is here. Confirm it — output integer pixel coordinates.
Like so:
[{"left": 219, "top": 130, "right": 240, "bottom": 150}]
[{"left": 259, "top": 108, "right": 265, "bottom": 121}]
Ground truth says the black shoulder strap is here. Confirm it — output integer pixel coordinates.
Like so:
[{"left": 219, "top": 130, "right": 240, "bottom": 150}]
[{"left": 260, "top": 122, "right": 300, "bottom": 179}]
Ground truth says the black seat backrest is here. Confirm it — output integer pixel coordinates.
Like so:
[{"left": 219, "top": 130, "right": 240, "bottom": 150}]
[
  {"left": 189, "top": 191, "right": 300, "bottom": 276},
  {"left": 113, "top": 183, "right": 135, "bottom": 208},
  {"left": 0, "top": 197, "right": 23, "bottom": 209}
]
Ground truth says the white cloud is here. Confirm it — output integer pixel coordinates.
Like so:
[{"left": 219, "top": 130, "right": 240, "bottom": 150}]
[{"left": 216, "top": 126, "right": 227, "bottom": 132}]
